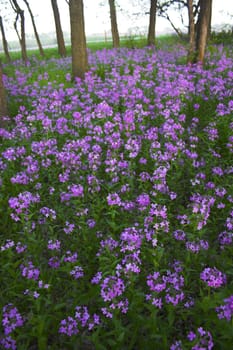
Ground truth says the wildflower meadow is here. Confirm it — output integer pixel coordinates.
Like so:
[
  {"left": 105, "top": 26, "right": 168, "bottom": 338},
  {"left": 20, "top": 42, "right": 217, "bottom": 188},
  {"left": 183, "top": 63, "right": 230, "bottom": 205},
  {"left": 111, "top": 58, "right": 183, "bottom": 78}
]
[{"left": 0, "top": 43, "right": 233, "bottom": 349}]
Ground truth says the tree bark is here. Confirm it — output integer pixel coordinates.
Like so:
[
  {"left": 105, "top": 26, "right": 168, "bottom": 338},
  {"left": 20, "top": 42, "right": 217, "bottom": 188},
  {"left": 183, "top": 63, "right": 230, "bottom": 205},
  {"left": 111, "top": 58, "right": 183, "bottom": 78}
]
[
  {"left": 0, "top": 62, "right": 8, "bottom": 127},
  {"left": 51, "top": 0, "right": 67, "bottom": 57},
  {"left": 22, "top": 0, "right": 45, "bottom": 57},
  {"left": 195, "top": 0, "right": 212, "bottom": 63},
  {"left": 0, "top": 16, "right": 11, "bottom": 63},
  {"left": 187, "top": 0, "right": 195, "bottom": 63},
  {"left": 69, "top": 0, "right": 88, "bottom": 80},
  {"left": 147, "top": 0, "right": 157, "bottom": 46},
  {"left": 10, "top": 0, "right": 28, "bottom": 62},
  {"left": 207, "top": 4, "right": 212, "bottom": 39},
  {"left": 108, "top": 0, "right": 120, "bottom": 48}
]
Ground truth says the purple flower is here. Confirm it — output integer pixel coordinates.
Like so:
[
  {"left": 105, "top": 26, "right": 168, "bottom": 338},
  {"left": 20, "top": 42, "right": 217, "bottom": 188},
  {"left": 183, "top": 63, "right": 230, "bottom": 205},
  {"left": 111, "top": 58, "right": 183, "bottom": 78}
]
[
  {"left": 91, "top": 271, "right": 102, "bottom": 284},
  {"left": 123, "top": 109, "right": 135, "bottom": 129},
  {"left": 87, "top": 219, "right": 96, "bottom": 228},
  {"left": 173, "top": 230, "right": 186, "bottom": 241},
  {"left": 107, "top": 192, "right": 121, "bottom": 206},
  {"left": 101, "top": 307, "right": 113, "bottom": 319},
  {"left": 171, "top": 327, "right": 213, "bottom": 350},
  {"left": 184, "top": 297, "right": 195, "bottom": 308},
  {"left": 38, "top": 280, "right": 50, "bottom": 289},
  {"left": 1, "top": 240, "right": 15, "bottom": 251},
  {"left": 216, "top": 295, "right": 233, "bottom": 321},
  {"left": 68, "top": 184, "right": 84, "bottom": 197},
  {"left": 33, "top": 291, "right": 40, "bottom": 299},
  {"left": 147, "top": 263, "right": 185, "bottom": 307},
  {"left": 59, "top": 306, "right": 100, "bottom": 336},
  {"left": 63, "top": 221, "right": 75, "bottom": 234},
  {"left": 0, "top": 336, "right": 17, "bottom": 350},
  {"left": 47, "top": 239, "right": 61, "bottom": 251},
  {"left": 40, "top": 207, "right": 56, "bottom": 220},
  {"left": 147, "top": 272, "right": 166, "bottom": 293},
  {"left": 120, "top": 252, "right": 141, "bottom": 275},
  {"left": 170, "top": 340, "right": 183, "bottom": 350},
  {"left": 151, "top": 297, "right": 163, "bottom": 309},
  {"left": 200, "top": 267, "right": 226, "bottom": 288},
  {"left": 114, "top": 299, "right": 129, "bottom": 314},
  {"left": 212, "top": 166, "right": 224, "bottom": 176},
  {"left": 2, "top": 304, "right": 24, "bottom": 335},
  {"left": 125, "top": 136, "right": 141, "bottom": 158},
  {"left": 20, "top": 261, "right": 40, "bottom": 280},
  {"left": 187, "top": 331, "right": 196, "bottom": 341},
  {"left": 120, "top": 226, "right": 142, "bottom": 252},
  {"left": 48, "top": 256, "right": 60, "bottom": 269},
  {"left": 15, "top": 242, "right": 27, "bottom": 254},
  {"left": 218, "top": 231, "right": 233, "bottom": 248},
  {"left": 100, "top": 276, "right": 125, "bottom": 302},
  {"left": 11, "top": 172, "right": 30, "bottom": 185},
  {"left": 186, "top": 241, "right": 200, "bottom": 253},
  {"left": 136, "top": 193, "right": 150, "bottom": 211},
  {"left": 59, "top": 317, "right": 78, "bottom": 336},
  {"left": 191, "top": 327, "right": 214, "bottom": 350},
  {"left": 8, "top": 191, "right": 40, "bottom": 221},
  {"left": 64, "top": 251, "right": 78, "bottom": 263},
  {"left": 70, "top": 266, "right": 84, "bottom": 279}
]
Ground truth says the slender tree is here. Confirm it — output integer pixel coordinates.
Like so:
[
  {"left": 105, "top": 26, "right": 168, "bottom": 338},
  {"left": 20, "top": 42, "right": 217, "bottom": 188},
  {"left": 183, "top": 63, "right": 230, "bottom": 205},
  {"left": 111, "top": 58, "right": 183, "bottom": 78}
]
[
  {"left": 51, "top": 0, "right": 67, "bottom": 57},
  {"left": 195, "top": 0, "right": 212, "bottom": 63},
  {"left": 22, "top": 0, "right": 45, "bottom": 57},
  {"left": 147, "top": 0, "right": 157, "bottom": 46},
  {"left": 207, "top": 5, "right": 212, "bottom": 39},
  {"left": 108, "top": 0, "right": 120, "bottom": 48},
  {"left": 10, "top": 0, "right": 28, "bottom": 62},
  {"left": 0, "top": 61, "right": 8, "bottom": 127},
  {"left": 69, "top": 0, "right": 88, "bottom": 79},
  {"left": 156, "top": 0, "right": 212, "bottom": 63},
  {"left": 0, "top": 15, "right": 11, "bottom": 63},
  {"left": 187, "top": 0, "right": 195, "bottom": 62}
]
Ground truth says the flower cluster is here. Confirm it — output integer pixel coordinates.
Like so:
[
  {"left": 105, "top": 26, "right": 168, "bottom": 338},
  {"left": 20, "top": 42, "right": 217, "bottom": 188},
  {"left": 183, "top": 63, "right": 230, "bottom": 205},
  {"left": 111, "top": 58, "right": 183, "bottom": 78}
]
[
  {"left": 146, "top": 261, "right": 185, "bottom": 308},
  {"left": 59, "top": 306, "right": 100, "bottom": 336},
  {"left": 170, "top": 327, "right": 214, "bottom": 350},
  {"left": 216, "top": 295, "right": 233, "bottom": 321},
  {"left": 200, "top": 267, "right": 226, "bottom": 288},
  {"left": 20, "top": 261, "right": 40, "bottom": 281},
  {"left": 0, "top": 304, "right": 24, "bottom": 350},
  {"left": 8, "top": 191, "right": 40, "bottom": 221}
]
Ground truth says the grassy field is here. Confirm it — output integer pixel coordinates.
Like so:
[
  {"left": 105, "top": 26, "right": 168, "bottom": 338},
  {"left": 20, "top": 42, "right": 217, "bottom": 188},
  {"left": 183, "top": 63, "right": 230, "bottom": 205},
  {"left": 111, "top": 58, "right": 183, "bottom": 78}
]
[{"left": 0, "top": 34, "right": 184, "bottom": 62}]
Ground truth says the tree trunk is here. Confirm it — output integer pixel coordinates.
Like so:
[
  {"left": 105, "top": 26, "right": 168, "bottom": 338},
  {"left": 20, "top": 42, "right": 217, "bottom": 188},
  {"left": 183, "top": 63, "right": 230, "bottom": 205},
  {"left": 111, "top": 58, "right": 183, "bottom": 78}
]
[
  {"left": 22, "top": 0, "right": 45, "bottom": 57},
  {"left": 187, "top": 0, "right": 195, "bottom": 63},
  {"left": 195, "top": 0, "right": 212, "bottom": 63},
  {"left": 69, "top": 0, "right": 88, "bottom": 80},
  {"left": 0, "top": 16, "right": 11, "bottom": 63},
  {"left": 207, "top": 5, "right": 212, "bottom": 39},
  {"left": 147, "top": 0, "right": 157, "bottom": 46},
  {"left": 51, "top": 0, "right": 67, "bottom": 57},
  {"left": 0, "top": 62, "right": 8, "bottom": 127},
  {"left": 10, "top": 0, "right": 28, "bottom": 62},
  {"left": 108, "top": 0, "right": 120, "bottom": 48},
  {"left": 15, "top": 10, "right": 28, "bottom": 62}
]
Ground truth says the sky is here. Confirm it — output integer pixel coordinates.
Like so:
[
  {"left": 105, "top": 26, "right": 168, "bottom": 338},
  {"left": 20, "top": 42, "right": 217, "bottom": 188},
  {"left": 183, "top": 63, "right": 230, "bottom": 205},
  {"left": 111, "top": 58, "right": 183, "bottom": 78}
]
[{"left": 2, "top": 0, "right": 233, "bottom": 41}]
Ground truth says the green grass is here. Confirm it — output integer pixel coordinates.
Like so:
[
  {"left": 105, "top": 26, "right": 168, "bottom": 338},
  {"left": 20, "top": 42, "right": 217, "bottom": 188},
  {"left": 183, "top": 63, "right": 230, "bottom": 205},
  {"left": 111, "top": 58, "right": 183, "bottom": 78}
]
[
  {"left": 1, "top": 30, "right": 232, "bottom": 64},
  {"left": 0, "top": 34, "right": 184, "bottom": 63}
]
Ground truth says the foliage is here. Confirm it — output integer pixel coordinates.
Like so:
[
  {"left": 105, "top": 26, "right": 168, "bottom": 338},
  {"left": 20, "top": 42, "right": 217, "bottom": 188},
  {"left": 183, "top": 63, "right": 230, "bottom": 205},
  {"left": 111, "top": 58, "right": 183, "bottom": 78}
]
[
  {"left": 0, "top": 43, "right": 233, "bottom": 349},
  {"left": 210, "top": 29, "right": 233, "bottom": 46}
]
